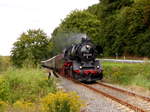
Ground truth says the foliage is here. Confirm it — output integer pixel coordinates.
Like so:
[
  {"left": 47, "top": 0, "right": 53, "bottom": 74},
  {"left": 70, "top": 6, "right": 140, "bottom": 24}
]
[
  {"left": 0, "top": 68, "right": 84, "bottom": 111},
  {"left": 0, "top": 91, "right": 83, "bottom": 112},
  {"left": 50, "top": 10, "right": 101, "bottom": 55},
  {"left": 41, "top": 92, "right": 83, "bottom": 112},
  {"left": 102, "top": 62, "right": 150, "bottom": 89},
  {"left": 11, "top": 29, "right": 51, "bottom": 67},
  {"left": 0, "top": 68, "right": 56, "bottom": 103},
  {"left": 0, "top": 100, "right": 8, "bottom": 112},
  {"left": 52, "top": 0, "right": 150, "bottom": 57},
  {"left": 13, "top": 101, "right": 36, "bottom": 112},
  {"left": 49, "top": 10, "right": 102, "bottom": 56},
  {"left": 59, "top": 10, "right": 101, "bottom": 40},
  {"left": 0, "top": 56, "right": 11, "bottom": 72},
  {"left": 87, "top": 0, "right": 150, "bottom": 57}
]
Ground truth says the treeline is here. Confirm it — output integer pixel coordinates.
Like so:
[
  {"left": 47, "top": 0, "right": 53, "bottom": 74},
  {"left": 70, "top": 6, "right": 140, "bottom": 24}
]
[
  {"left": 51, "top": 0, "right": 150, "bottom": 57},
  {"left": 10, "top": 0, "right": 150, "bottom": 67},
  {"left": 88, "top": 0, "right": 150, "bottom": 57}
]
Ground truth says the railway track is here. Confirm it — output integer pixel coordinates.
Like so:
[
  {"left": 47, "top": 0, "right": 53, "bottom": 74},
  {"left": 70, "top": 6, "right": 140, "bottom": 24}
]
[
  {"left": 94, "top": 82, "right": 150, "bottom": 112},
  {"left": 96, "top": 82, "right": 150, "bottom": 102},
  {"left": 48, "top": 70, "right": 150, "bottom": 112},
  {"left": 67, "top": 78, "right": 150, "bottom": 112}
]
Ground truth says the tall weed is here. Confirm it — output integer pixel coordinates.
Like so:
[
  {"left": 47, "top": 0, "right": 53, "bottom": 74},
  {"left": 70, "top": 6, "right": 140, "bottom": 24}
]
[
  {"left": 0, "top": 68, "right": 56, "bottom": 103},
  {"left": 103, "top": 62, "right": 150, "bottom": 89},
  {"left": 0, "top": 56, "right": 11, "bottom": 72},
  {"left": 0, "top": 68, "right": 84, "bottom": 112}
]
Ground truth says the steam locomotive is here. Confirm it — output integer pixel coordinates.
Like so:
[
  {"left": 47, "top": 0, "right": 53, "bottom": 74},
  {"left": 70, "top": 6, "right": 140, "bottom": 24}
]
[{"left": 41, "top": 36, "right": 103, "bottom": 82}]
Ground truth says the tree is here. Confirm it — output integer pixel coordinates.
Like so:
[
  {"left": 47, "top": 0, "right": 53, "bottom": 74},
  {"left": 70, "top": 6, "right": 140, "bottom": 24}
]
[
  {"left": 49, "top": 10, "right": 102, "bottom": 56},
  {"left": 52, "top": 10, "right": 101, "bottom": 43},
  {"left": 87, "top": 0, "right": 150, "bottom": 57},
  {"left": 11, "top": 29, "right": 51, "bottom": 67}
]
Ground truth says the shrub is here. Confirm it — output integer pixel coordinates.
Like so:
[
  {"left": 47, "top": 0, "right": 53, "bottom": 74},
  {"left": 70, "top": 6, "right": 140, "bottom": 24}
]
[
  {"left": 0, "top": 92, "right": 83, "bottom": 112},
  {"left": 0, "top": 100, "right": 8, "bottom": 112},
  {"left": 13, "top": 101, "right": 36, "bottom": 112},
  {"left": 0, "top": 68, "right": 84, "bottom": 112},
  {"left": 0, "top": 76, "right": 10, "bottom": 101},
  {"left": 0, "top": 56, "right": 11, "bottom": 72},
  {"left": 0, "top": 68, "right": 56, "bottom": 103},
  {"left": 41, "top": 91, "right": 83, "bottom": 112}
]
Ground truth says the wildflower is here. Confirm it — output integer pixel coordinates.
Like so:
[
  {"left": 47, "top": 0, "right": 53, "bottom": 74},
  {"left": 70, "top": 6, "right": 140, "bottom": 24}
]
[
  {"left": 13, "top": 100, "right": 35, "bottom": 112},
  {"left": 41, "top": 91, "right": 84, "bottom": 112},
  {"left": 0, "top": 100, "right": 8, "bottom": 111}
]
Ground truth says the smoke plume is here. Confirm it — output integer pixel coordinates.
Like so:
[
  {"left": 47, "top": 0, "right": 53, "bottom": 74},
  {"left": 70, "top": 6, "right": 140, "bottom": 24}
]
[{"left": 52, "top": 32, "right": 88, "bottom": 54}]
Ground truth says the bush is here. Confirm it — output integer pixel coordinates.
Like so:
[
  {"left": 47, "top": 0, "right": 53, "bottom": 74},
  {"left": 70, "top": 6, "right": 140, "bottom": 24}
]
[
  {"left": 0, "top": 91, "right": 83, "bottom": 112},
  {"left": 0, "top": 76, "right": 10, "bottom": 102},
  {"left": 41, "top": 92, "right": 83, "bottom": 112},
  {"left": 0, "top": 68, "right": 84, "bottom": 112},
  {"left": 0, "top": 68, "right": 56, "bottom": 103},
  {"left": 0, "top": 56, "right": 11, "bottom": 72},
  {"left": 0, "top": 100, "right": 8, "bottom": 112}
]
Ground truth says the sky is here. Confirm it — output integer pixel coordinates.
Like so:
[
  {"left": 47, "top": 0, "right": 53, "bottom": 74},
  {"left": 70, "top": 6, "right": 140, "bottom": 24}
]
[{"left": 0, "top": 0, "right": 99, "bottom": 56}]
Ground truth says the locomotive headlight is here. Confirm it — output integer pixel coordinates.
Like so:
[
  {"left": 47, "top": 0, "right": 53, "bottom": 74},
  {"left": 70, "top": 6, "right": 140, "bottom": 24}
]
[
  {"left": 97, "top": 66, "right": 100, "bottom": 69},
  {"left": 79, "top": 66, "right": 82, "bottom": 69}
]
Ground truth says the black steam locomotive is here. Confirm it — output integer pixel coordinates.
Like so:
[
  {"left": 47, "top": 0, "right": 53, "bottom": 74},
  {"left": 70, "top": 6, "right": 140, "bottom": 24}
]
[{"left": 42, "top": 36, "right": 103, "bottom": 82}]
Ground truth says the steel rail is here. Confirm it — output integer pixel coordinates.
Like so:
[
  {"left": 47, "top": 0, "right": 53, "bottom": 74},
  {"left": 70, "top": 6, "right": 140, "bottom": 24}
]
[
  {"left": 96, "top": 82, "right": 150, "bottom": 102},
  {"left": 49, "top": 72, "right": 147, "bottom": 112},
  {"left": 66, "top": 78, "right": 146, "bottom": 112}
]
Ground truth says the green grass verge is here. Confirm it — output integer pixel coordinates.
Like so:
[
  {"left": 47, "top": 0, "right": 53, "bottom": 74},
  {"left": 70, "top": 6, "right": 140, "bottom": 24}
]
[
  {"left": 0, "top": 68, "right": 83, "bottom": 112},
  {"left": 0, "top": 68, "right": 56, "bottom": 103},
  {"left": 0, "top": 56, "right": 11, "bottom": 72},
  {"left": 102, "top": 62, "right": 150, "bottom": 89}
]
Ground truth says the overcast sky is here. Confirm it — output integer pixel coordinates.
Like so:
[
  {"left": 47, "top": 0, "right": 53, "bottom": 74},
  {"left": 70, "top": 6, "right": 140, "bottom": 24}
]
[{"left": 0, "top": 0, "right": 99, "bottom": 56}]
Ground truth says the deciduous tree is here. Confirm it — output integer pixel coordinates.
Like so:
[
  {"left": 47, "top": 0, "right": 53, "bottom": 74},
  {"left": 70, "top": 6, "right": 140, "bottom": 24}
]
[{"left": 11, "top": 29, "right": 51, "bottom": 67}]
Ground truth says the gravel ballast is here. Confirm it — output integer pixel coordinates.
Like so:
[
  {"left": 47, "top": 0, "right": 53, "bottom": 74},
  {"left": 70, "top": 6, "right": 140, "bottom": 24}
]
[{"left": 58, "top": 77, "right": 132, "bottom": 112}]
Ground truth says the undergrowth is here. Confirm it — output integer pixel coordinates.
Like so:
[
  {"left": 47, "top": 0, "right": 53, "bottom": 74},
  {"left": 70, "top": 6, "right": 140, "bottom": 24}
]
[
  {"left": 0, "top": 68, "right": 56, "bottom": 103},
  {"left": 102, "top": 62, "right": 150, "bottom": 89},
  {"left": 0, "top": 68, "right": 83, "bottom": 112}
]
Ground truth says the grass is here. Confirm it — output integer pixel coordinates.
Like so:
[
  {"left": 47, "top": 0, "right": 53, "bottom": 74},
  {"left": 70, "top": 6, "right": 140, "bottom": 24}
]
[
  {"left": 0, "top": 67, "right": 83, "bottom": 112},
  {"left": 0, "top": 57, "right": 84, "bottom": 112},
  {"left": 0, "top": 67, "right": 57, "bottom": 103},
  {"left": 102, "top": 62, "right": 150, "bottom": 89},
  {"left": 0, "top": 56, "right": 11, "bottom": 72}
]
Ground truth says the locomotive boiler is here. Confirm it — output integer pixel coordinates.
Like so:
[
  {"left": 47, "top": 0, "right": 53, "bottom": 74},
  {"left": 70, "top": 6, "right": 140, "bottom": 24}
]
[{"left": 41, "top": 36, "right": 103, "bottom": 82}]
